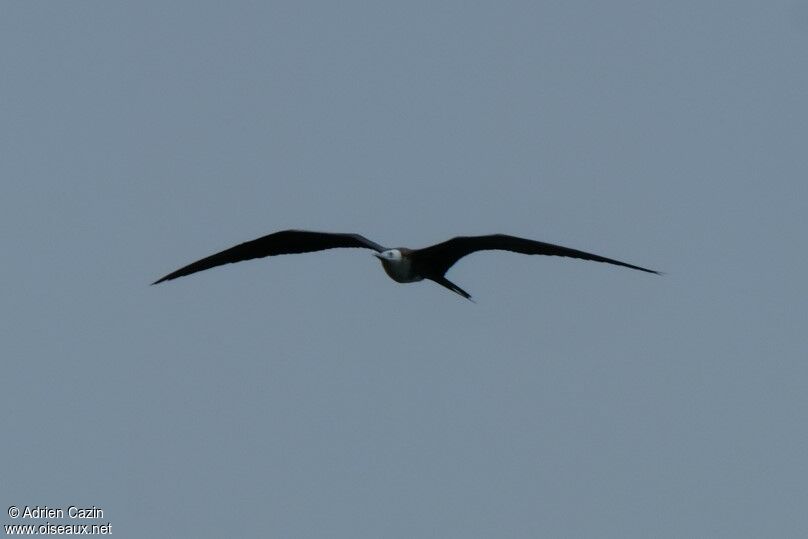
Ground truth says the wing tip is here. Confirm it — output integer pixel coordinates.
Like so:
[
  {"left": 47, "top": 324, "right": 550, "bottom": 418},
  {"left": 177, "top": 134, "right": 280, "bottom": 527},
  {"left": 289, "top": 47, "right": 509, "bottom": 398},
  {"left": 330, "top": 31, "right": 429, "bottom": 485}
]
[{"left": 151, "top": 273, "right": 176, "bottom": 285}]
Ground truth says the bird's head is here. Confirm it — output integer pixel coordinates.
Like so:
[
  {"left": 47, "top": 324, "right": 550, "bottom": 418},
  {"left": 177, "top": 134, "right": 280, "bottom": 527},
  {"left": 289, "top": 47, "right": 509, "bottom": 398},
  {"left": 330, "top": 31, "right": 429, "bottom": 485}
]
[{"left": 373, "top": 249, "right": 403, "bottom": 262}]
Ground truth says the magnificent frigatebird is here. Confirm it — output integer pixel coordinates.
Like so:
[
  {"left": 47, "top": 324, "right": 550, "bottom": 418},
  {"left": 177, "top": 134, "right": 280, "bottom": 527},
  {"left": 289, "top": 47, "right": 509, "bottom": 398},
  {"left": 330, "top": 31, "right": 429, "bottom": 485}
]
[{"left": 152, "top": 229, "right": 659, "bottom": 300}]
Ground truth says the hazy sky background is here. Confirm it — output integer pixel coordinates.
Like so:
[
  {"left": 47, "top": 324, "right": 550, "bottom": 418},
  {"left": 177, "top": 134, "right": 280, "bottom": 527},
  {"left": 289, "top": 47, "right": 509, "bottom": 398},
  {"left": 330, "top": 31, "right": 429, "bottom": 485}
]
[{"left": 2, "top": 2, "right": 807, "bottom": 537}]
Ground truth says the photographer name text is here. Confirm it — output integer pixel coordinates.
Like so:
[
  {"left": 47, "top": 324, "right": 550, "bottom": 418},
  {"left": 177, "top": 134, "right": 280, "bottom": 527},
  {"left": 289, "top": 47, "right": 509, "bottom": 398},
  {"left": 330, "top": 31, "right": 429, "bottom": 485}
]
[{"left": 8, "top": 506, "right": 103, "bottom": 520}]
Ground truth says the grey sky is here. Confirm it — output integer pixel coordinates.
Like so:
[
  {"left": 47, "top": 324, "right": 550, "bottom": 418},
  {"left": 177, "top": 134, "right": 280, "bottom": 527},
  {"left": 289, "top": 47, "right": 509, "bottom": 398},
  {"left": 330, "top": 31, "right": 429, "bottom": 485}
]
[{"left": 2, "top": 1, "right": 807, "bottom": 537}]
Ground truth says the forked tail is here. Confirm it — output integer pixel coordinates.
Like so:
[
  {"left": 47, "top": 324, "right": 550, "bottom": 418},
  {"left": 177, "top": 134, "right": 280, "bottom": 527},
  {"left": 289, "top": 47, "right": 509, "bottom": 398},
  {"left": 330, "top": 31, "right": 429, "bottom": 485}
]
[{"left": 429, "top": 276, "right": 475, "bottom": 302}]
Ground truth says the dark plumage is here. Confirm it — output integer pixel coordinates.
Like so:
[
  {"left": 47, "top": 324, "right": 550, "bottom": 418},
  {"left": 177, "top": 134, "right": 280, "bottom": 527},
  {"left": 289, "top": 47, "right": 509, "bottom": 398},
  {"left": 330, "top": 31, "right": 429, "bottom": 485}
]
[
  {"left": 152, "top": 231, "right": 383, "bottom": 285},
  {"left": 153, "top": 229, "right": 659, "bottom": 300}
]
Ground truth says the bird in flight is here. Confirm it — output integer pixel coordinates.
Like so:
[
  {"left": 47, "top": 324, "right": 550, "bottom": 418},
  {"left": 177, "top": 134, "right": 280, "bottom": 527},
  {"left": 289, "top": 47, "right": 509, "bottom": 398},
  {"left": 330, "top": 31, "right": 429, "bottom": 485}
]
[{"left": 152, "top": 229, "right": 659, "bottom": 301}]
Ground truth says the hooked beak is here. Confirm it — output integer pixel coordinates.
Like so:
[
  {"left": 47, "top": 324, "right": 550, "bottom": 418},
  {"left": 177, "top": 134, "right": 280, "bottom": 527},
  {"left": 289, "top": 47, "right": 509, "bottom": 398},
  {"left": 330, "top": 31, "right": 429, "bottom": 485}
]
[{"left": 372, "top": 252, "right": 383, "bottom": 259}]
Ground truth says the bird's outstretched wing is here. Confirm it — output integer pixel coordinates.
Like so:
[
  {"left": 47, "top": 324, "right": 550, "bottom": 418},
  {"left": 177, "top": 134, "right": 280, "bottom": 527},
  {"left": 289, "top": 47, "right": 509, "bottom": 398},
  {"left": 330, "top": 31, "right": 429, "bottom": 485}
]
[
  {"left": 412, "top": 234, "right": 659, "bottom": 277},
  {"left": 152, "top": 230, "right": 385, "bottom": 284}
]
